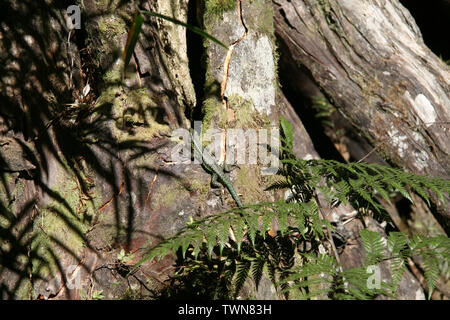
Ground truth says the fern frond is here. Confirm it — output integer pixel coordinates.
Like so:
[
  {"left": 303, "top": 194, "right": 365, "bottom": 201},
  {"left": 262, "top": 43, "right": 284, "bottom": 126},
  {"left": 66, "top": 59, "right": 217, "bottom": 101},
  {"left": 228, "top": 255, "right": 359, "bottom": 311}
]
[
  {"left": 233, "top": 259, "right": 251, "bottom": 297},
  {"left": 409, "top": 234, "right": 450, "bottom": 298},
  {"left": 339, "top": 267, "right": 390, "bottom": 299},
  {"left": 277, "top": 156, "right": 450, "bottom": 222},
  {"left": 250, "top": 256, "right": 266, "bottom": 290},
  {"left": 421, "top": 248, "right": 440, "bottom": 299},
  {"left": 265, "top": 180, "right": 292, "bottom": 191},
  {"left": 360, "top": 229, "right": 386, "bottom": 265},
  {"left": 387, "top": 232, "right": 409, "bottom": 289},
  {"left": 135, "top": 117, "right": 449, "bottom": 299}
]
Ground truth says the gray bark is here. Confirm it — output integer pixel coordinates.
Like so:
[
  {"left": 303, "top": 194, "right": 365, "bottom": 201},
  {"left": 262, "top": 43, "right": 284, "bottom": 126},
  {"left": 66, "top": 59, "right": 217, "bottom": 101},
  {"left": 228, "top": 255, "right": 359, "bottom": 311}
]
[
  {"left": 273, "top": 0, "right": 450, "bottom": 235},
  {"left": 0, "top": 0, "right": 439, "bottom": 300}
]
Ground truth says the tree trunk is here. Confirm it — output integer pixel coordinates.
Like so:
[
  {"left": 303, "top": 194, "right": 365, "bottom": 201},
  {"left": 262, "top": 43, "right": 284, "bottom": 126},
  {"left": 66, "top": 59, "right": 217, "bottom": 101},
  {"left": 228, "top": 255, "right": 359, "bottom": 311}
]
[
  {"left": 273, "top": 0, "right": 450, "bottom": 235},
  {"left": 0, "top": 0, "right": 444, "bottom": 300},
  {"left": 0, "top": 0, "right": 282, "bottom": 300}
]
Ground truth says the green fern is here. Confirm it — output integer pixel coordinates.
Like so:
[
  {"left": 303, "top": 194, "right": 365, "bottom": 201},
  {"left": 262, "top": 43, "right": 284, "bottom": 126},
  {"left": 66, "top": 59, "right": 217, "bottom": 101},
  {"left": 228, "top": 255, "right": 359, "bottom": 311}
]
[
  {"left": 360, "top": 229, "right": 386, "bottom": 265},
  {"left": 250, "top": 255, "right": 266, "bottom": 290},
  {"left": 132, "top": 117, "right": 449, "bottom": 299},
  {"left": 387, "top": 232, "right": 409, "bottom": 289},
  {"left": 409, "top": 234, "right": 449, "bottom": 298},
  {"left": 233, "top": 259, "right": 251, "bottom": 297},
  {"left": 138, "top": 207, "right": 448, "bottom": 299},
  {"left": 311, "top": 96, "right": 336, "bottom": 128}
]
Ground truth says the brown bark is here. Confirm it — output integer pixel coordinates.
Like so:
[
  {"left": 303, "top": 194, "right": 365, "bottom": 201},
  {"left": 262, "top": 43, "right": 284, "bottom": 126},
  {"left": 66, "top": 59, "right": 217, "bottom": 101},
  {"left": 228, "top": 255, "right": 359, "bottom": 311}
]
[
  {"left": 0, "top": 0, "right": 439, "bottom": 300},
  {"left": 273, "top": 0, "right": 450, "bottom": 234}
]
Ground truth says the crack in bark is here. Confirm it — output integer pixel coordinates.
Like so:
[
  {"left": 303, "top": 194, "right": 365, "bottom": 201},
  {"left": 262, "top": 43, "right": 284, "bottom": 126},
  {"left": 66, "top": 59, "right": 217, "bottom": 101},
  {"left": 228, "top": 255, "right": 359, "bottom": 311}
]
[
  {"left": 219, "top": 0, "right": 249, "bottom": 165},
  {"left": 340, "top": 10, "right": 380, "bottom": 63},
  {"left": 220, "top": 0, "right": 248, "bottom": 112}
]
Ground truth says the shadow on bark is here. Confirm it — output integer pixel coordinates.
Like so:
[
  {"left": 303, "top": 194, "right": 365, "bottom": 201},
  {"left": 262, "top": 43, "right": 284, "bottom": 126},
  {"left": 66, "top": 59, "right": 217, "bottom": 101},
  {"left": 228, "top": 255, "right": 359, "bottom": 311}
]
[{"left": 0, "top": 0, "right": 187, "bottom": 299}]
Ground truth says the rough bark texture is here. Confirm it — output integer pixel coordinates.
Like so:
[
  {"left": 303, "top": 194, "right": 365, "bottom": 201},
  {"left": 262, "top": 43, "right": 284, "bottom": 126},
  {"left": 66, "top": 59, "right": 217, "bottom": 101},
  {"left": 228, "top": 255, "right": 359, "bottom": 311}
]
[
  {"left": 0, "top": 0, "right": 83, "bottom": 299},
  {"left": 0, "top": 0, "right": 282, "bottom": 300},
  {"left": 273, "top": 0, "right": 450, "bottom": 234},
  {"left": 0, "top": 0, "right": 199, "bottom": 299},
  {"left": 0, "top": 0, "right": 443, "bottom": 300}
]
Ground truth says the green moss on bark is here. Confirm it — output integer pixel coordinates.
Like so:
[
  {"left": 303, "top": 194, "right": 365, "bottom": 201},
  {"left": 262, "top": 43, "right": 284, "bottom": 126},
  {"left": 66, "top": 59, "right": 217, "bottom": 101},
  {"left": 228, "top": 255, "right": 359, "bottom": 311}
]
[
  {"left": 234, "top": 166, "right": 266, "bottom": 204},
  {"left": 94, "top": 85, "right": 170, "bottom": 144},
  {"left": 31, "top": 161, "right": 102, "bottom": 280},
  {"left": 228, "top": 94, "right": 271, "bottom": 129},
  {"left": 205, "top": 0, "right": 237, "bottom": 19},
  {"left": 203, "top": 97, "right": 227, "bottom": 130}
]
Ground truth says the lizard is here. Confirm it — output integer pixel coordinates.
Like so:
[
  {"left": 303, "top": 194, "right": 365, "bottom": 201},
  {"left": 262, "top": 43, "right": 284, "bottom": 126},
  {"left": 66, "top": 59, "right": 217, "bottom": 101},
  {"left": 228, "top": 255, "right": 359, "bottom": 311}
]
[
  {"left": 187, "top": 0, "right": 247, "bottom": 210},
  {"left": 191, "top": 130, "right": 243, "bottom": 208}
]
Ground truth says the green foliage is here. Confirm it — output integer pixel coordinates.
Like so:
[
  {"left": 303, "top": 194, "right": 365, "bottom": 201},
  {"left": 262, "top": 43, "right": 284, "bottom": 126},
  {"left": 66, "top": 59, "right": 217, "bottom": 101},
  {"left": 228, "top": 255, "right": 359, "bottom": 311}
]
[
  {"left": 386, "top": 232, "right": 409, "bottom": 288},
  {"left": 360, "top": 229, "right": 386, "bottom": 265},
  {"left": 92, "top": 289, "right": 104, "bottom": 300},
  {"left": 281, "top": 253, "right": 380, "bottom": 300},
  {"left": 275, "top": 158, "right": 450, "bottom": 224},
  {"left": 135, "top": 201, "right": 324, "bottom": 266},
  {"left": 311, "top": 96, "right": 336, "bottom": 128},
  {"left": 409, "top": 234, "right": 450, "bottom": 298},
  {"left": 205, "top": 0, "right": 237, "bottom": 16},
  {"left": 117, "top": 248, "right": 134, "bottom": 264},
  {"left": 278, "top": 117, "right": 450, "bottom": 220},
  {"left": 122, "top": 13, "right": 143, "bottom": 71},
  {"left": 133, "top": 117, "right": 449, "bottom": 299}
]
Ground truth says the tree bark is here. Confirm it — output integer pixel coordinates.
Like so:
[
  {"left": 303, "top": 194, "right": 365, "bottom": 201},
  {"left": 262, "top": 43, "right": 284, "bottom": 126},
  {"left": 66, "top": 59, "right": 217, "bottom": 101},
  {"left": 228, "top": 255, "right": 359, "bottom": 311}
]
[
  {"left": 273, "top": 0, "right": 450, "bottom": 235},
  {"left": 0, "top": 0, "right": 443, "bottom": 300},
  {"left": 0, "top": 0, "right": 283, "bottom": 300}
]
